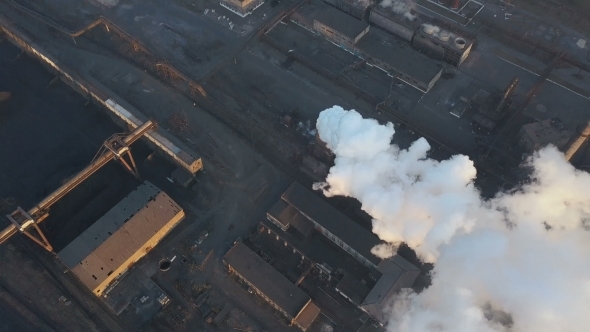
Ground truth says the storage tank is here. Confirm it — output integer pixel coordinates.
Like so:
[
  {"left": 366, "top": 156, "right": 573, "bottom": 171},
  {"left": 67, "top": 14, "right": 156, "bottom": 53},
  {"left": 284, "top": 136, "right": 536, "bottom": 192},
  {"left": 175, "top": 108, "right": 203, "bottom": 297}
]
[{"left": 454, "top": 37, "right": 466, "bottom": 49}]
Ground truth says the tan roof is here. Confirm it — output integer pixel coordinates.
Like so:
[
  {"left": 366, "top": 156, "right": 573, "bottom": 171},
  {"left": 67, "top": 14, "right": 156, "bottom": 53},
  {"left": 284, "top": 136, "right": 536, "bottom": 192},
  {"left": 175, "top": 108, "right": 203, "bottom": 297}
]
[
  {"left": 293, "top": 300, "right": 321, "bottom": 331},
  {"left": 58, "top": 182, "right": 184, "bottom": 296}
]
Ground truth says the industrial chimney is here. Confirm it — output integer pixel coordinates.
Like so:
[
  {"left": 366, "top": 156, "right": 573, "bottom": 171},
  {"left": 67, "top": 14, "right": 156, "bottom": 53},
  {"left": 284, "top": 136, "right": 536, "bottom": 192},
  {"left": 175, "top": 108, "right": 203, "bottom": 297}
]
[{"left": 564, "top": 120, "right": 590, "bottom": 161}]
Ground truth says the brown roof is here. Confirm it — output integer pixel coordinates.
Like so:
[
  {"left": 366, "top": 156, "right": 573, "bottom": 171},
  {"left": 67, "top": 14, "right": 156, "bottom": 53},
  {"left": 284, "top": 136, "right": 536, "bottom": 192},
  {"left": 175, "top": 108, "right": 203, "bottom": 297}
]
[{"left": 293, "top": 300, "right": 321, "bottom": 331}]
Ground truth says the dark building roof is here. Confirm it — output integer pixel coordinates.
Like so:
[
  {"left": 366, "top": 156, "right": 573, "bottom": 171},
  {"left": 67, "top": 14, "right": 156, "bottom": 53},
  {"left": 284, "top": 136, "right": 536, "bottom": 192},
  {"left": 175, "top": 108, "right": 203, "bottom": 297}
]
[
  {"left": 281, "top": 182, "right": 382, "bottom": 266},
  {"left": 370, "top": 2, "right": 422, "bottom": 30},
  {"left": 520, "top": 118, "right": 571, "bottom": 150},
  {"left": 336, "top": 273, "right": 372, "bottom": 306},
  {"left": 314, "top": 7, "right": 370, "bottom": 40},
  {"left": 362, "top": 256, "right": 420, "bottom": 324},
  {"left": 223, "top": 242, "right": 311, "bottom": 319},
  {"left": 267, "top": 199, "right": 295, "bottom": 229},
  {"left": 356, "top": 31, "right": 442, "bottom": 85},
  {"left": 267, "top": 200, "right": 315, "bottom": 236}
]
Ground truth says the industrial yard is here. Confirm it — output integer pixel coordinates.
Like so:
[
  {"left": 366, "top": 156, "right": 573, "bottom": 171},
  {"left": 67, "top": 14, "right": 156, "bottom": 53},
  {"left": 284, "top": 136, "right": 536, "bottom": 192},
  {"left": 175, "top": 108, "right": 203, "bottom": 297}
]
[{"left": 0, "top": 0, "right": 589, "bottom": 331}]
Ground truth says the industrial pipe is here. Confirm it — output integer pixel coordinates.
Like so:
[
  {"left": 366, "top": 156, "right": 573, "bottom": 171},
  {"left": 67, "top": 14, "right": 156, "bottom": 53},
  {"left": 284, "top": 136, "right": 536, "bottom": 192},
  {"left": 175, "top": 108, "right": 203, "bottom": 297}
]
[
  {"left": 564, "top": 120, "right": 590, "bottom": 161},
  {"left": 0, "top": 120, "right": 156, "bottom": 244}
]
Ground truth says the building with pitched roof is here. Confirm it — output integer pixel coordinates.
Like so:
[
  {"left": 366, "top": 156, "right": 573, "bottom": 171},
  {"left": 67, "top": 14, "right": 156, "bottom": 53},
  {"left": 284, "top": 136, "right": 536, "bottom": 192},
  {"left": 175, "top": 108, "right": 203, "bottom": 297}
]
[
  {"left": 58, "top": 181, "right": 185, "bottom": 296},
  {"left": 223, "top": 242, "right": 320, "bottom": 330}
]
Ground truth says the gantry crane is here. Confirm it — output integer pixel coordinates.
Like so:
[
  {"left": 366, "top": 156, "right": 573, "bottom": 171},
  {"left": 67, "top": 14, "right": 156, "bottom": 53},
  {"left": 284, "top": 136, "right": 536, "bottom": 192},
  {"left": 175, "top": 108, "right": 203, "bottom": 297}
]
[{"left": 0, "top": 120, "right": 157, "bottom": 251}]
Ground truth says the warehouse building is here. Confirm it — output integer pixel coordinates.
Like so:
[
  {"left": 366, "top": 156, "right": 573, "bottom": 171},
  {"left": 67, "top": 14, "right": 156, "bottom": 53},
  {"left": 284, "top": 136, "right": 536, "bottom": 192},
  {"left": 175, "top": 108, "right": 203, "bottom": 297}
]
[
  {"left": 369, "top": 3, "right": 421, "bottom": 41},
  {"left": 412, "top": 24, "right": 474, "bottom": 66},
  {"left": 356, "top": 31, "right": 443, "bottom": 92},
  {"left": 268, "top": 182, "right": 421, "bottom": 325},
  {"left": 219, "top": 0, "right": 265, "bottom": 17},
  {"left": 519, "top": 118, "right": 571, "bottom": 152},
  {"left": 314, "top": 6, "right": 371, "bottom": 50},
  {"left": 280, "top": 182, "right": 383, "bottom": 269},
  {"left": 361, "top": 256, "right": 420, "bottom": 324},
  {"left": 323, "top": 0, "right": 374, "bottom": 20},
  {"left": 223, "top": 242, "right": 320, "bottom": 331},
  {"left": 58, "top": 181, "right": 185, "bottom": 296}
]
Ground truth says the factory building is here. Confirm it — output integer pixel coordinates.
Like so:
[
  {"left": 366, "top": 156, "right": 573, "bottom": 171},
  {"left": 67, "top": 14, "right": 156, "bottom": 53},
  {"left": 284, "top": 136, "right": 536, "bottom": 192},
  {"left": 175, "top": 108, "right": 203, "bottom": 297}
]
[
  {"left": 361, "top": 257, "right": 420, "bottom": 324},
  {"left": 268, "top": 182, "right": 421, "bottom": 325},
  {"left": 310, "top": 6, "right": 442, "bottom": 92},
  {"left": 369, "top": 3, "right": 421, "bottom": 41},
  {"left": 519, "top": 118, "right": 571, "bottom": 152},
  {"left": 323, "top": 0, "right": 374, "bottom": 20},
  {"left": 314, "top": 6, "right": 371, "bottom": 50},
  {"left": 58, "top": 181, "right": 185, "bottom": 296},
  {"left": 223, "top": 242, "right": 321, "bottom": 331},
  {"left": 356, "top": 31, "right": 443, "bottom": 92},
  {"left": 279, "top": 182, "right": 383, "bottom": 269},
  {"left": 219, "top": 0, "right": 265, "bottom": 17},
  {"left": 412, "top": 24, "right": 473, "bottom": 66}
]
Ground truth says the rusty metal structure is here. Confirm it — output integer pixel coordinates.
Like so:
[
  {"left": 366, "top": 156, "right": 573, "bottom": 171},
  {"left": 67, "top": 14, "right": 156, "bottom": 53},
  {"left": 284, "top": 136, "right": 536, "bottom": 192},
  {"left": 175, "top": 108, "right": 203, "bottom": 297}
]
[
  {"left": 564, "top": 120, "right": 590, "bottom": 161},
  {"left": 485, "top": 53, "right": 564, "bottom": 158},
  {"left": 0, "top": 120, "right": 156, "bottom": 251},
  {"left": 495, "top": 76, "right": 519, "bottom": 114}
]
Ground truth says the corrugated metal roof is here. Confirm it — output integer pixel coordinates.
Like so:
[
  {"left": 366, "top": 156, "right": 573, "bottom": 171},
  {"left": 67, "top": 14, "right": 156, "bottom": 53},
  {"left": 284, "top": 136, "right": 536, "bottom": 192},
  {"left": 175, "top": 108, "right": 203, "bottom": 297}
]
[
  {"left": 58, "top": 181, "right": 184, "bottom": 294},
  {"left": 223, "top": 242, "right": 310, "bottom": 319},
  {"left": 58, "top": 181, "right": 161, "bottom": 268}
]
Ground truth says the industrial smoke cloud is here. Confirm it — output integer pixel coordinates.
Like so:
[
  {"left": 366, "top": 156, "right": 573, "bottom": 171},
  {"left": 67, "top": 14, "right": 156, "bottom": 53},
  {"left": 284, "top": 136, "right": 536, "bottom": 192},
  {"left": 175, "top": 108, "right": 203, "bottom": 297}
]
[
  {"left": 380, "top": 0, "right": 416, "bottom": 19},
  {"left": 314, "top": 106, "right": 590, "bottom": 332}
]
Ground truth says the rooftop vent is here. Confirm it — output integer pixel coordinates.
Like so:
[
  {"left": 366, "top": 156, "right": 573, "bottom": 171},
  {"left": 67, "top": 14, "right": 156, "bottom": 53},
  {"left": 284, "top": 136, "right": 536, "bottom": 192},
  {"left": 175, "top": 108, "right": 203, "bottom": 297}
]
[
  {"left": 423, "top": 25, "right": 436, "bottom": 35},
  {"left": 438, "top": 30, "right": 451, "bottom": 42}
]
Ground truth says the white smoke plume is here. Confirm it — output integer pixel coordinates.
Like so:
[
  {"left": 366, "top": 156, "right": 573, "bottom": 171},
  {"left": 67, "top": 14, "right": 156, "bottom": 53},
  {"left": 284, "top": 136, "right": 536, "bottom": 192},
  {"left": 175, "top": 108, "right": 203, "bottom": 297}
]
[
  {"left": 314, "top": 106, "right": 590, "bottom": 332},
  {"left": 380, "top": 0, "right": 415, "bottom": 16}
]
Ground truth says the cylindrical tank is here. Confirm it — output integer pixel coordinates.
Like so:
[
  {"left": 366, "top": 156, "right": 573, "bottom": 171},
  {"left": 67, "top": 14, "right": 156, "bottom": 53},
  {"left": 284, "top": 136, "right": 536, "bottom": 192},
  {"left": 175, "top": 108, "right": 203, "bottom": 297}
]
[
  {"left": 455, "top": 37, "right": 466, "bottom": 49},
  {"left": 450, "top": 0, "right": 460, "bottom": 9}
]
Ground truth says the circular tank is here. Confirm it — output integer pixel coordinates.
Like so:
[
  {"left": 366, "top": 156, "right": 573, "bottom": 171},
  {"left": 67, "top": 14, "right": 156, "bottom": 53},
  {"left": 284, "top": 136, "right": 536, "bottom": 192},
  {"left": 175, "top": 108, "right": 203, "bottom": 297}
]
[
  {"left": 455, "top": 37, "right": 467, "bottom": 49},
  {"left": 159, "top": 259, "right": 172, "bottom": 271}
]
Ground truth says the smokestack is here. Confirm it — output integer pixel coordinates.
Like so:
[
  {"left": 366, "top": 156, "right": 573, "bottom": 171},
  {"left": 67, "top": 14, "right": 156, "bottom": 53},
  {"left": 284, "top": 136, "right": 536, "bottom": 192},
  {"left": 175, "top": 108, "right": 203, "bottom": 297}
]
[
  {"left": 564, "top": 120, "right": 590, "bottom": 161},
  {"left": 450, "top": 0, "right": 460, "bottom": 9},
  {"left": 495, "top": 76, "right": 519, "bottom": 113}
]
